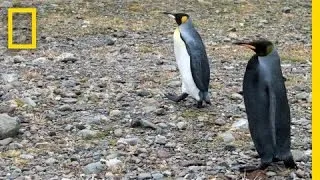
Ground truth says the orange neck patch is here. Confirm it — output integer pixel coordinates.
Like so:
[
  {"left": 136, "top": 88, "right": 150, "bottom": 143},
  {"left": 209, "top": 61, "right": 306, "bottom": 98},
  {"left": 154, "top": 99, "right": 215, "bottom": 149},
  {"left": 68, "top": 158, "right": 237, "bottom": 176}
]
[{"left": 181, "top": 16, "right": 188, "bottom": 24}]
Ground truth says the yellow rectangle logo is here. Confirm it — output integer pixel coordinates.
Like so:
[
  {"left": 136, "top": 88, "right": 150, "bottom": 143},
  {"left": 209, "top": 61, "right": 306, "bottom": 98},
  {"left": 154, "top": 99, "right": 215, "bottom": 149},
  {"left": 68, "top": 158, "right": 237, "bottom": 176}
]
[{"left": 8, "top": 8, "right": 37, "bottom": 49}]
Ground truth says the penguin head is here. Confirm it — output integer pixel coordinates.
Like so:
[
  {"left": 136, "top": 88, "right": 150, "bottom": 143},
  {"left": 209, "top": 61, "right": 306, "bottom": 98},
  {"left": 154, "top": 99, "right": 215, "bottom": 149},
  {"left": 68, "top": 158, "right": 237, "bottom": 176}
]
[
  {"left": 233, "top": 39, "right": 274, "bottom": 56},
  {"left": 163, "top": 12, "right": 190, "bottom": 25}
]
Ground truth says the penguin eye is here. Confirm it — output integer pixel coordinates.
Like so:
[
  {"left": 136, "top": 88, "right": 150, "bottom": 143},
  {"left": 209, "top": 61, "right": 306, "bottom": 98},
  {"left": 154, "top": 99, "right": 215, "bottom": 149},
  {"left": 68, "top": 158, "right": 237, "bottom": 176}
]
[{"left": 181, "top": 16, "right": 188, "bottom": 23}]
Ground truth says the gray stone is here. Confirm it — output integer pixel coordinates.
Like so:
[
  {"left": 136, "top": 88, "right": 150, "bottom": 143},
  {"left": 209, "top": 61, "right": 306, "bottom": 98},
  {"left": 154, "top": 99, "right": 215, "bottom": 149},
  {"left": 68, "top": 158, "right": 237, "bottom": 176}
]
[
  {"left": 77, "top": 129, "right": 98, "bottom": 139},
  {"left": 83, "top": 162, "right": 105, "bottom": 174},
  {"left": 0, "top": 114, "right": 20, "bottom": 140},
  {"left": 292, "top": 150, "right": 307, "bottom": 162},
  {"left": 109, "top": 110, "right": 122, "bottom": 119},
  {"left": 117, "top": 137, "right": 140, "bottom": 146},
  {"left": 22, "top": 97, "right": 36, "bottom": 107},
  {"left": 32, "top": 57, "right": 49, "bottom": 64},
  {"left": 1, "top": 73, "right": 18, "bottom": 83},
  {"left": 45, "top": 157, "right": 57, "bottom": 165},
  {"left": 157, "top": 123, "right": 168, "bottom": 129},
  {"left": 266, "top": 171, "right": 277, "bottom": 176},
  {"left": 152, "top": 173, "right": 164, "bottom": 180},
  {"left": 55, "top": 53, "right": 78, "bottom": 63},
  {"left": 296, "top": 92, "right": 310, "bottom": 100},
  {"left": 105, "top": 158, "right": 122, "bottom": 169},
  {"left": 13, "top": 56, "right": 25, "bottom": 63},
  {"left": 138, "top": 172, "right": 152, "bottom": 180},
  {"left": 177, "top": 121, "right": 187, "bottom": 130},
  {"left": 230, "top": 93, "right": 242, "bottom": 100},
  {"left": 282, "top": 7, "right": 291, "bottom": 13},
  {"left": 0, "top": 137, "right": 13, "bottom": 146},
  {"left": 64, "top": 124, "right": 74, "bottom": 131},
  {"left": 231, "top": 118, "right": 248, "bottom": 130},
  {"left": 219, "top": 131, "right": 235, "bottom": 143},
  {"left": 155, "top": 135, "right": 167, "bottom": 145},
  {"left": 114, "top": 128, "right": 123, "bottom": 137},
  {"left": 214, "top": 118, "right": 226, "bottom": 126},
  {"left": 20, "top": 154, "right": 34, "bottom": 160},
  {"left": 58, "top": 104, "right": 72, "bottom": 111}
]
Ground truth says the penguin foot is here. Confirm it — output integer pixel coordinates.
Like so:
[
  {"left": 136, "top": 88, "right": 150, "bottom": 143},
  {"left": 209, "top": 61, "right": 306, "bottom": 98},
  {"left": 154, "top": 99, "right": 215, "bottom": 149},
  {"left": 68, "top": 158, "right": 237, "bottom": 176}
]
[
  {"left": 165, "top": 93, "right": 188, "bottom": 102},
  {"left": 205, "top": 100, "right": 211, "bottom": 105},
  {"left": 239, "top": 163, "right": 269, "bottom": 172},
  {"left": 284, "top": 157, "right": 297, "bottom": 169},
  {"left": 196, "top": 101, "right": 203, "bottom": 108}
]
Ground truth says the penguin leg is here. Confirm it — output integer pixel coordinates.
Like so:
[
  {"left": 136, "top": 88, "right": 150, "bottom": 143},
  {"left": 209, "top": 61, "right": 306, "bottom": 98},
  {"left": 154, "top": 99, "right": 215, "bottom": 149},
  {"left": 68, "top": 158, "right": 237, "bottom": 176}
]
[
  {"left": 165, "top": 93, "right": 188, "bottom": 102},
  {"left": 239, "top": 163, "right": 270, "bottom": 172}
]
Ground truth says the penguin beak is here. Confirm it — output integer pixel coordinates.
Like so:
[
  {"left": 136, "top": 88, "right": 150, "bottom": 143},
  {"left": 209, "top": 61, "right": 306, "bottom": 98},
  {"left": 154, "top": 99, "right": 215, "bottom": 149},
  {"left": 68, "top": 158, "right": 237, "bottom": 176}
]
[
  {"left": 233, "top": 42, "right": 256, "bottom": 50},
  {"left": 163, "top": 12, "right": 176, "bottom": 19}
]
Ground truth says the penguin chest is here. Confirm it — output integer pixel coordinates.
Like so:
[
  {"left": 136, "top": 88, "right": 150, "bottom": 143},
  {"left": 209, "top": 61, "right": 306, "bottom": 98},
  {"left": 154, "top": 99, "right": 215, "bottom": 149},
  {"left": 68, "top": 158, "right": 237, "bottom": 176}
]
[{"left": 173, "top": 28, "right": 200, "bottom": 100}]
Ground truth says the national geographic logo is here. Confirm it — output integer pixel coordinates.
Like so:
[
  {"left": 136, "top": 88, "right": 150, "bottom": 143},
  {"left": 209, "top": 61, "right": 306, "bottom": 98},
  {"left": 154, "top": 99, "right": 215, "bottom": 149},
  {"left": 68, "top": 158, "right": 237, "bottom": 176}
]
[{"left": 7, "top": 8, "right": 37, "bottom": 49}]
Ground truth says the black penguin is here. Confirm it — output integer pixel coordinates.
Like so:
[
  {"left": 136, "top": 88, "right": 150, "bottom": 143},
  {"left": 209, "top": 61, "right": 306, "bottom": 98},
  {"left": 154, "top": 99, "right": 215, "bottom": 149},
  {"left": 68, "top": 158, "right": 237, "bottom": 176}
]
[{"left": 233, "top": 39, "right": 297, "bottom": 172}]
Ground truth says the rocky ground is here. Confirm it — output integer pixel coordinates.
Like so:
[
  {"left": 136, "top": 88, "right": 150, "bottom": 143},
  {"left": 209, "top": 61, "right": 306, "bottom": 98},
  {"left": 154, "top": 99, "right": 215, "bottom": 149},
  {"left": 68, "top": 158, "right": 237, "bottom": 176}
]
[{"left": 0, "top": 0, "right": 311, "bottom": 179}]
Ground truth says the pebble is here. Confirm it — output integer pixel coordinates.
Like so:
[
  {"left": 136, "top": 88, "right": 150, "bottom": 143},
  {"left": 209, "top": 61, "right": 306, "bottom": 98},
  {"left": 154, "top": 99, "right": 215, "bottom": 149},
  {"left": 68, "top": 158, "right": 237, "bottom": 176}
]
[
  {"left": 152, "top": 173, "right": 164, "bottom": 180},
  {"left": 296, "top": 92, "right": 310, "bottom": 101},
  {"left": 55, "top": 53, "right": 78, "bottom": 63},
  {"left": 296, "top": 169, "right": 305, "bottom": 178},
  {"left": 155, "top": 135, "right": 167, "bottom": 145},
  {"left": 117, "top": 137, "right": 140, "bottom": 146},
  {"left": 105, "top": 158, "right": 122, "bottom": 169},
  {"left": 0, "top": 137, "right": 13, "bottom": 146},
  {"left": 45, "top": 157, "right": 57, "bottom": 165},
  {"left": 292, "top": 149, "right": 307, "bottom": 162},
  {"left": 266, "top": 171, "right": 277, "bottom": 176},
  {"left": 231, "top": 93, "right": 242, "bottom": 100},
  {"left": 282, "top": 7, "right": 291, "bottom": 13},
  {"left": 22, "top": 97, "right": 36, "bottom": 107},
  {"left": 138, "top": 172, "right": 152, "bottom": 180},
  {"left": 20, "top": 154, "right": 34, "bottom": 160},
  {"left": 177, "top": 121, "right": 187, "bottom": 130},
  {"left": 83, "top": 162, "right": 105, "bottom": 174},
  {"left": 231, "top": 118, "right": 248, "bottom": 130},
  {"left": 0, "top": 114, "right": 20, "bottom": 140},
  {"left": 109, "top": 109, "right": 122, "bottom": 118},
  {"left": 58, "top": 104, "right": 72, "bottom": 111},
  {"left": 1, "top": 73, "right": 18, "bottom": 83},
  {"left": 214, "top": 118, "right": 226, "bottom": 126},
  {"left": 77, "top": 129, "right": 98, "bottom": 139},
  {"left": 219, "top": 131, "right": 235, "bottom": 143},
  {"left": 114, "top": 128, "right": 123, "bottom": 137}
]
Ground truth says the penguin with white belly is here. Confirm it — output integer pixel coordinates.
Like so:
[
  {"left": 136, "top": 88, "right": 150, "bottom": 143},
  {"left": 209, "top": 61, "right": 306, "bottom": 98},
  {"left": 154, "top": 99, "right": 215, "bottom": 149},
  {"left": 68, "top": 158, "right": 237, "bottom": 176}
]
[{"left": 163, "top": 12, "right": 211, "bottom": 108}]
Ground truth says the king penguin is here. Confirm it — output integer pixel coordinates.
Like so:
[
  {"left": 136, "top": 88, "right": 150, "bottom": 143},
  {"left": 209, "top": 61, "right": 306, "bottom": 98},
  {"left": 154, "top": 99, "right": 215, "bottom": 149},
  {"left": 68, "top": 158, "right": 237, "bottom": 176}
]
[
  {"left": 163, "top": 12, "right": 211, "bottom": 108},
  {"left": 233, "top": 39, "right": 297, "bottom": 172}
]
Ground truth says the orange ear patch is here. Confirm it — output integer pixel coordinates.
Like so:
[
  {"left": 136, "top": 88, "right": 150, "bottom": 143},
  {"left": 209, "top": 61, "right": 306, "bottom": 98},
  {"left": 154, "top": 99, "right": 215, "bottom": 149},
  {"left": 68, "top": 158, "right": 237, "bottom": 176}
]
[{"left": 181, "top": 16, "right": 188, "bottom": 23}]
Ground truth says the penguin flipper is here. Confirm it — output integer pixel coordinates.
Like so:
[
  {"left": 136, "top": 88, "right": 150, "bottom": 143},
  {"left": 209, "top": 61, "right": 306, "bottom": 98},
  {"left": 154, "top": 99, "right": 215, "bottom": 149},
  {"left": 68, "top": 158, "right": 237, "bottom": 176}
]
[
  {"left": 165, "top": 93, "right": 188, "bottom": 102},
  {"left": 179, "top": 31, "right": 210, "bottom": 93}
]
